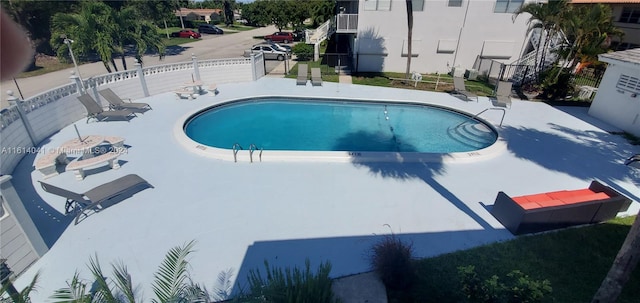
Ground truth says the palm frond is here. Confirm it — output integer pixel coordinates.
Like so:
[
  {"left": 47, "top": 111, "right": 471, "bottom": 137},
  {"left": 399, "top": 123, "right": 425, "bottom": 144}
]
[
  {"left": 151, "top": 240, "right": 196, "bottom": 303},
  {"left": 50, "top": 272, "right": 92, "bottom": 303},
  {"left": 211, "top": 268, "right": 234, "bottom": 301},
  {"left": 111, "top": 261, "right": 136, "bottom": 303},
  {"left": 87, "top": 254, "right": 118, "bottom": 303}
]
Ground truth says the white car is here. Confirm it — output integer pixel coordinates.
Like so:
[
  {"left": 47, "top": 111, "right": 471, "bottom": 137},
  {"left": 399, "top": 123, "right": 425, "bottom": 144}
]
[{"left": 243, "top": 44, "right": 289, "bottom": 61}]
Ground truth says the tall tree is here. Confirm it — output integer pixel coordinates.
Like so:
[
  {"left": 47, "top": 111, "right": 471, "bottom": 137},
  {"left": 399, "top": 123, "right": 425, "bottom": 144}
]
[
  {"left": 223, "top": 0, "right": 234, "bottom": 26},
  {"left": 50, "top": 1, "right": 116, "bottom": 73},
  {"left": 404, "top": 0, "right": 413, "bottom": 80},
  {"left": 592, "top": 212, "right": 640, "bottom": 303},
  {"left": 514, "top": 0, "right": 567, "bottom": 78}
]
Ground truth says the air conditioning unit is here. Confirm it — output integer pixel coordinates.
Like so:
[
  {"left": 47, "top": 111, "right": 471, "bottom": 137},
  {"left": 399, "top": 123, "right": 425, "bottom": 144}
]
[
  {"left": 465, "top": 69, "right": 478, "bottom": 80},
  {"left": 452, "top": 66, "right": 465, "bottom": 78}
]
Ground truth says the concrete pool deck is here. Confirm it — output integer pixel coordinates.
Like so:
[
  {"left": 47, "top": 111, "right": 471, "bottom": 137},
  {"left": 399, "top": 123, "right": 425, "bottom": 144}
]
[{"left": 13, "top": 77, "right": 640, "bottom": 301}]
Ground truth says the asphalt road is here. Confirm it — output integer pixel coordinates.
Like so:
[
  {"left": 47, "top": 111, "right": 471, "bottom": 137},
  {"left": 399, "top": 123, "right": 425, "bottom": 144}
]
[{"left": 0, "top": 25, "right": 285, "bottom": 107}]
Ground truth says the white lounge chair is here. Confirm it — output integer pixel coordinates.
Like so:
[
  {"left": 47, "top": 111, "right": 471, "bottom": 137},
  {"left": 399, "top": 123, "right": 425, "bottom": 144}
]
[
  {"left": 311, "top": 67, "right": 322, "bottom": 86},
  {"left": 495, "top": 81, "right": 513, "bottom": 108},
  {"left": 297, "top": 64, "right": 308, "bottom": 86},
  {"left": 452, "top": 77, "right": 478, "bottom": 102}
]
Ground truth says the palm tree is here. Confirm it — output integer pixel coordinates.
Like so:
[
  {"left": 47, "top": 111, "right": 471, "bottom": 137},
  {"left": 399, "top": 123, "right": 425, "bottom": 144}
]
[
  {"left": 51, "top": 1, "right": 117, "bottom": 73},
  {"left": 404, "top": 0, "right": 413, "bottom": 80},
  {"left": 592, "top": 211, "right": 640, "bottom": 303},
  {"left": 557, "top": 3, "right": 623, "bottom": 75},
  {"left": 51, "top": 241, "right": 208, "bottom": 303},
  {"left": 514, "top": 0, "right": 567, "bottom": 78}
]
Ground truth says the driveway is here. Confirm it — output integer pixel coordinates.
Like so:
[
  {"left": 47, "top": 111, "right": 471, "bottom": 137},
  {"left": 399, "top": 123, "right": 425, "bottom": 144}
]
[{"left": 0, "top": 25, "right": 279, "bottom": 108}]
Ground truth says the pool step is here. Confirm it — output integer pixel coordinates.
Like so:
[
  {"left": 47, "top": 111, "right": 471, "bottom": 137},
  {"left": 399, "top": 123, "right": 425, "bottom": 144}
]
[{"left": 448, "top": 122, "right": 496, "bottom": 148}]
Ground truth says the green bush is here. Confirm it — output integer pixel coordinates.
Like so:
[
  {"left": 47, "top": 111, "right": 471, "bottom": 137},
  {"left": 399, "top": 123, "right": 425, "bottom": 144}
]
[
  {"left": 237, "top": 259, "right": 339, "bottom": 303},
  {"left": 293, "top": 43, "right": 314, "bottom": 61},
  {"left": 458, "top": 265, "right": 552, "bottom": 303},
  {"left": 369, "top": 234, "right": 416, "bottom": 291},
  {"left": 538, "top": 67, "right": 575, "bottom": 100}
]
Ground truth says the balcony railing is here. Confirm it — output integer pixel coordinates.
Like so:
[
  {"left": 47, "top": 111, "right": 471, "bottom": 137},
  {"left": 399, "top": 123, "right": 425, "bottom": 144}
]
[{"left": 335, "top": 14, "right": 358, "bottom": 33}]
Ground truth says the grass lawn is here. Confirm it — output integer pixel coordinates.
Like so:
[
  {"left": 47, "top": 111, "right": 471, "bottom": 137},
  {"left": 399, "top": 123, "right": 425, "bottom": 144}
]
[
  {"left": 353, "top": 72, "right": 495, "bottom": 96},
  {"left": 389, "top": 216, "right": 639, "bottom": 303},
  {"left": 16, "top": 55, "right": 74, "bottom": 78}
]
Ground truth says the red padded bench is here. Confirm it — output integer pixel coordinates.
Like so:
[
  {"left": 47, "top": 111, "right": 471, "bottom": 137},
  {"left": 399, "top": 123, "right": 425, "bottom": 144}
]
[{"left": 491, "top": 181, "right": 632, "bottom": 235}]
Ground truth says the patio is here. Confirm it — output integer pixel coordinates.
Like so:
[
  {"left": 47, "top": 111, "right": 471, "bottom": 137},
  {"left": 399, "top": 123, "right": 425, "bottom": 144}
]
[{"left": 12, "top": 77, "right": 640, "bottom": 301}]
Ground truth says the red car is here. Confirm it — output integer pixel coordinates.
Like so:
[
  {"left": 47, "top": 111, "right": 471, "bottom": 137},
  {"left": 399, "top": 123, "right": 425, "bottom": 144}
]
[
  {"left": 264, "top": 32, "right": 294, "bottom": 44},
  {"left": 170, "top": 29, "right": 201, "bottom": 39}
]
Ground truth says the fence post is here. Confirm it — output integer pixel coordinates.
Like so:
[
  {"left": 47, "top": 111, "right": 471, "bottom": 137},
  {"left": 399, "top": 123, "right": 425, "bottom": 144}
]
[
  {"left": 435, "top": 73, "right": 440, "bottom": 90},
  {"left": 251, "top": 54, "right": 257, "bottom": 81},
  {"left": 192, "top": 53, "right": 201, "bottom": 81},
  {"left": 7, "top": 91, "right": 37, "bottom": 146},
  {"left": 70, "top": 71, "right": 84, "bottom": 95},
  {"left": 84, "top": 77, "right": 102, "bottom": 107},
  {"left": 136, "top": 60, "right": 150, "bottom": 97}
]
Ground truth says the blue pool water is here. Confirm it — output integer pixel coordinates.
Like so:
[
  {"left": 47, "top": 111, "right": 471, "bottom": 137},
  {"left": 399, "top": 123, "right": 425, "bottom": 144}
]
[{"left": 184, "top": 97, "right": 497, "bottom": 153}]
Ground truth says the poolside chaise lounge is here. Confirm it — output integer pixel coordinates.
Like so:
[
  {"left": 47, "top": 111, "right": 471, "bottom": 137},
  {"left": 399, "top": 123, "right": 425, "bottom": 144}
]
[
  {"left": 98, "top": 88, "right": 152, "bottom": 113},
  {"left": 452, "top": 77, "right": 478, "bottom": 102},
  {"left": 77, "top": 94, "right": 137, "bottom": 123},
  {"left": 39, "top": 174, "right": 153, "bottom": 225},
  {"left": 297, "top": 64, "right": 308, "bottom": 85},
  {"left": 311, "top": 67, "right": 323, "bottom": 86},
  {"left": 495, "top": 81, "right": 513, "bottom": 108},
  {"left": 490, "top": 181, "right": 632, "bottom": 235}
]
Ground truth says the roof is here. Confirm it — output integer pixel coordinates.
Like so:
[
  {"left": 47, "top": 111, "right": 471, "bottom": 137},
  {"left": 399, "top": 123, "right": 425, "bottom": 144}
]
[
  {"left": 175, "top": 8, "right": 223, "bottom": 16},
  {"left": 599, "top": 48, "right": 640, "bottom": 67},
  {"left": 571, "top": 0, "right": 640, "bottom": 3}
]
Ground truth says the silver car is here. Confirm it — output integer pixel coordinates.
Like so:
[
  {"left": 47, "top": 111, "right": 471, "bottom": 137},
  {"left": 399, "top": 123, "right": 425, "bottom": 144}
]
[{"left": 244, "top": 44, "right": 289, "bottom": 61}]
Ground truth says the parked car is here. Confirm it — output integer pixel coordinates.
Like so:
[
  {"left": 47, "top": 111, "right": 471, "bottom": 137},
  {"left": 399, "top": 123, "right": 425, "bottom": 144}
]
[
  {"left": 243, "top": 44, "right": 289, "bottom": 61},
  {"left": 198, "top": 24, "right": 224, "bottom": 35},
  {"left": 292, "top": 29, "right": 306, "bottom": 42},
  {"left": 264, "top": 32, "right": 294, "bottom": 44},
  {"left": 170, "top": 29, "right": 201, "bottom": 39},
  {"left": 268, "top": 42, "right": 292, "bottom": 54}
]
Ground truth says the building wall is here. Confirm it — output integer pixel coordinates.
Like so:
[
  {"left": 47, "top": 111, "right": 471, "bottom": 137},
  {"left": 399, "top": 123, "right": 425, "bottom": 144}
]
[
  {"left": 354, "top": 0, "right": 533, "bottom": 74},
  {"left": 0, "top": 176, "right": 48, "bottom": 277},
  {"left": 589, "top": 62, "right": 640, "bottom": 136},
  {"left": 611, "top": 3, "right": 640, "bottom": 49}
]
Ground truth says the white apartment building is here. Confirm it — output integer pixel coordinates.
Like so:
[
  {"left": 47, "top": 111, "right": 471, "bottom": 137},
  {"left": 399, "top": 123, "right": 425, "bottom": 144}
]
[{"left": 332, "top": 0, "right": 535, "bottom": 74}]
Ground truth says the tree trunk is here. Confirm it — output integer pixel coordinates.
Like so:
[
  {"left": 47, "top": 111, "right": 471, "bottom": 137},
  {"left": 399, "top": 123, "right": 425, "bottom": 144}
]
[
  {"left": 592, "top": 211, "right": 640, "bottom": 303},
  {"left": 121, "top": 54, "right": 127, "bottom": 70},
  {"left": 102, "top": 61, "right": 112, "bottom": 73},
  {"left": 110, "top": 58, "right": 119, "bottom": 72},
  {"left": 405, "top": 0, "right": 413, "bottom": 80},
  {"left": 163, "top": 19, "right": 170, "bottom": 39}
]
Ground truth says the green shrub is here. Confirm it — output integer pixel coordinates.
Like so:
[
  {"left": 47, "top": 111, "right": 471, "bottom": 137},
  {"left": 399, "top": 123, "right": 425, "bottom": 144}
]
[
  {"left": 369, "top": 234, "right": 415, "bottom": 291},
  {"left": 238, "top": 259, "right": 339, "bottom": 303},
  {"left": 293, "top": 43, "right": 314, "bottom": 61},
  {"left": 458, "top": 265, "right": 552, "bottom": 303}
]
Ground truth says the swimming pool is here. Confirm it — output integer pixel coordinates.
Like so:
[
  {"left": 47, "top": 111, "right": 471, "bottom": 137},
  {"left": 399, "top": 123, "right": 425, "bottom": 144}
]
[{"left": 177, "top": 97, "right": 502, "bottom": 162}]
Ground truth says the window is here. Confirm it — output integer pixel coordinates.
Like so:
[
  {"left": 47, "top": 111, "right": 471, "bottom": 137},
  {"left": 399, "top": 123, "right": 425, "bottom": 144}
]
[
  {"left": 617, "top": 74, "right": 640, "bottom": 94},
  {"left": 494, "top": 0, "right": 523, "bottom": 13},
  {"left": 449, "top": 0, "right": 463, "bottom": 7},
  {"left": 412, "top": 0, "right": 424, "bottom": 11},
  {"left": 619, "top": 7, "right": 640, "bottom": 24},
  {"left": 364, "top": 0, "right": 391, "bottom": 11}
]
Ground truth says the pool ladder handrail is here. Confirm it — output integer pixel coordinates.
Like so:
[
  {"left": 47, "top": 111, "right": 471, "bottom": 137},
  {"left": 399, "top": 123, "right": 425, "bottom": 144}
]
[
  {"left": 248, "top": 143, "right": 263, "bottom": 163},
  {"left": 232, "top": 143, "right": 243, "bottom": 162},
  {"left": 456, "top": 107, "right": 506, "bottom": 128}
]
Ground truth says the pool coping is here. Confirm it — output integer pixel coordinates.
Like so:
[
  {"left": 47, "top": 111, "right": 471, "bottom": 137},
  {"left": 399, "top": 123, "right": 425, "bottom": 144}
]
[{"left": 172, "top": 95, "right": 507, "bottom": 163}]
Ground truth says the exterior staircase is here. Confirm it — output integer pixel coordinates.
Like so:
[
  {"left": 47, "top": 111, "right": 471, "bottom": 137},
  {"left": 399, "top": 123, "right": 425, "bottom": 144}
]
[{"left": 305, "top": 19, "right": 335, "bottom": 61}]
